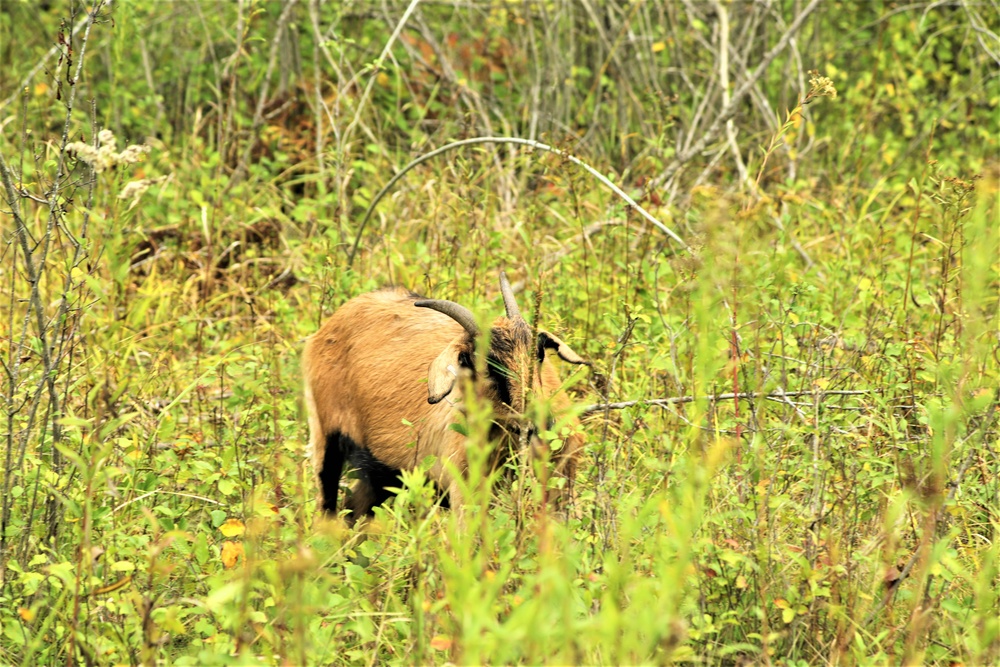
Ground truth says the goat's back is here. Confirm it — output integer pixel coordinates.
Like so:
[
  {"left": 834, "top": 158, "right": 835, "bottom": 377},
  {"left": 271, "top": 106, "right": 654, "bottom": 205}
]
[{"left": 303, "top": 287, "right": 462, "bottom": 468}]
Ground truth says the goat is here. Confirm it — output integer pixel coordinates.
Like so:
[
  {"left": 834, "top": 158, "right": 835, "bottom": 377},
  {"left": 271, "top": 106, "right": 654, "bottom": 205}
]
[{"left": 303, "top": 272, "right": 587, "bottom": 523}]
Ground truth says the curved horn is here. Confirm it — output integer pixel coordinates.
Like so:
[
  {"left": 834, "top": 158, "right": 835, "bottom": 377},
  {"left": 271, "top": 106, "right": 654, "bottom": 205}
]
[
  {"left": 415, "top": 299, "right": 480, "bottom": 338},
  {"left": 499, "top": 271, "right": 523, "bottom": 321}
]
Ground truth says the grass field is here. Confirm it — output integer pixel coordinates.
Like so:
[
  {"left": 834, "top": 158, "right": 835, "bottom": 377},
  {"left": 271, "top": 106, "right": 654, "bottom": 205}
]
[{"left": 1, "top": 1, "right": 997, "bottom": 665}]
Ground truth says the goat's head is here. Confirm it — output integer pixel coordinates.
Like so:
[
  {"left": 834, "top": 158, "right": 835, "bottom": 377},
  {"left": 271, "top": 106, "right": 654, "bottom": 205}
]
[{"left": 414, "top": 272, "right": 587, "bottom": 439}]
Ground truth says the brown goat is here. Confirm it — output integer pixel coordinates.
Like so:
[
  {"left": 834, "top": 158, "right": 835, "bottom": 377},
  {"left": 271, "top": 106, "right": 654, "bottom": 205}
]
[{"left": 303, "top": 273, "right": 587, "bottom": 522}]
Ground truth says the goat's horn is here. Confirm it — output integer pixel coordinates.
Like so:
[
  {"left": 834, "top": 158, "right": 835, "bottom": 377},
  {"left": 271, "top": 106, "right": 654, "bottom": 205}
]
[
  {"left": 499, "top": 271, "right": 523, "bottom": 321},
  {"left": 415, "top": 299, "right": 480, "bottom": 338}
]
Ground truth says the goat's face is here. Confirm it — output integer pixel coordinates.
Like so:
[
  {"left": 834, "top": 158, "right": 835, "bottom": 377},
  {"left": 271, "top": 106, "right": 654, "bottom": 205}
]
[{"left": 417, "top": 273, "right": 587, "bottom": 446}]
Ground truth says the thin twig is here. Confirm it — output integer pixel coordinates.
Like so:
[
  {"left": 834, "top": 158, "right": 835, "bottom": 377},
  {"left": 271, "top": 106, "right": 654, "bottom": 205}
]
[
  {"left": 113, "top": 491, "right": 224, "bottom": 515},
  {"left": 581, "top": 389, "right": 877, "bottom": 417},
  {"left": 713, "top": 0, "right": 750, "bottom": 187},
  {"left": 340, "top": 0, "right": 422, "bottom": 150}
]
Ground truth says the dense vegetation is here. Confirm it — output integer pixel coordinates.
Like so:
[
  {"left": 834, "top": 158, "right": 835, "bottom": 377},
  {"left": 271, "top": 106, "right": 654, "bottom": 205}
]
[{"left": 1, "top": 1, "right": 997, "bottom": 664}]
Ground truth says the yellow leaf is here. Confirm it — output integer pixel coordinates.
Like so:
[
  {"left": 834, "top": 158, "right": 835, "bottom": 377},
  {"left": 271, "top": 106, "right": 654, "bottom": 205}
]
[
  {"left": 774, "top": 598, "right": 789, "bottom": 609},
  {"left": 221, "top": 541, "right": 244, "bottom": 569},
  {"left": 858, "top": 277, "right": 872, "bottom": 292},
  {"left": 429, "top": 636, "right": 453, "bottom": 651},
  {"left": 219, "top": 518, "right": 245, "bottom": 537},
  {"left": 18, "top": 607, "right": 34, "bottom": 622},
  {"left": 735, "top": 575, "right": 748, "bottom": 589},
  {"left": 782, "top": 607, "right": 795, "bottom": 624},
  {"left": 376, "top": 72, "right": 390, "bottom": 87},
  {"left": 651, "top": 41, "right": 666, "bottom": 53}
]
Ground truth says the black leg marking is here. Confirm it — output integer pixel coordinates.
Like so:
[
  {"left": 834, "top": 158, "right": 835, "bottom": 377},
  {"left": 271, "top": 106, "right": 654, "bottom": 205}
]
[
  {"left": 323, "top": 433, "right": 452, "bottom": 521},
  {"left": 318, "top": 432, "right": 345, "bottom": 514},
  {"left": 346, "top": 446, "right": 403, "bottom": 518}
]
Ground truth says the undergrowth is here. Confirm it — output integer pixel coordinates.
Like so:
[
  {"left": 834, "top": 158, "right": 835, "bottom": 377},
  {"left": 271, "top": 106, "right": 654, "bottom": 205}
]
[{"left": 0, "top": 1, "right": 997, "bottom": 665}]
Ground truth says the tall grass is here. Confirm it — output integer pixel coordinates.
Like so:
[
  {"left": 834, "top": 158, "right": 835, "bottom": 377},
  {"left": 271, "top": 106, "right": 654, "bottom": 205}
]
[{"left": 0, "top": 1, "right": 996, "bottom": 665}]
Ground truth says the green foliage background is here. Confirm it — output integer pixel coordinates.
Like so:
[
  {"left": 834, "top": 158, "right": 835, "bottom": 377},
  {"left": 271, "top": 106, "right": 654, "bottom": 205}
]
[{"left": 0, "top": 1, "right": 997, "bottom": 665}]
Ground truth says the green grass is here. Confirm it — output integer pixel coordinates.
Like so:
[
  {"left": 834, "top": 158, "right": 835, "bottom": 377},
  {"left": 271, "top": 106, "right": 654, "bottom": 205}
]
[{"left": 0, "top": 1, "right": 997, "bottom": 665}]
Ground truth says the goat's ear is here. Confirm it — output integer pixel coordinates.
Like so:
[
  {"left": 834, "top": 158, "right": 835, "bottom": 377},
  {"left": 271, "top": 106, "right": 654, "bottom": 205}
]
[
  {"left": 426, "top": 336, "right": 470, "bottom": 404},
  {"left": 537, "top": 330, "right": 589, "bottom": 365}
]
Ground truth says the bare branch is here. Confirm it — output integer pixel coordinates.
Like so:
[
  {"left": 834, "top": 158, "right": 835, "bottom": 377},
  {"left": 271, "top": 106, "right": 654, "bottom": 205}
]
[
  {"left": 581, "top": 389, "right": 877, "bottom": 418},
  {"left": 653, "top": 0, "right": 823, "bottom": 190},
  {"left": 348, "top": 136, "right": 691, "bottom": 267}
]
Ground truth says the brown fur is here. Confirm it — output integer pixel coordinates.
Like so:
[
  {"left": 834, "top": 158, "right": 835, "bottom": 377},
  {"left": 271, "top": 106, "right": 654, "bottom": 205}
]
[{"left": 303, "top": 286, "right": 585, "bottom": 522}]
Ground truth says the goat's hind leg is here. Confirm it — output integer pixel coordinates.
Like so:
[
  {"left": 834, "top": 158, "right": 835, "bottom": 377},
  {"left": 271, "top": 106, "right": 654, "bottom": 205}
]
[
  {"left": 316, "top": 431, "right": 347, "bottom": 515},
  {"left": 344, "top": 443, "right": 402, "bottom": 524}
]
